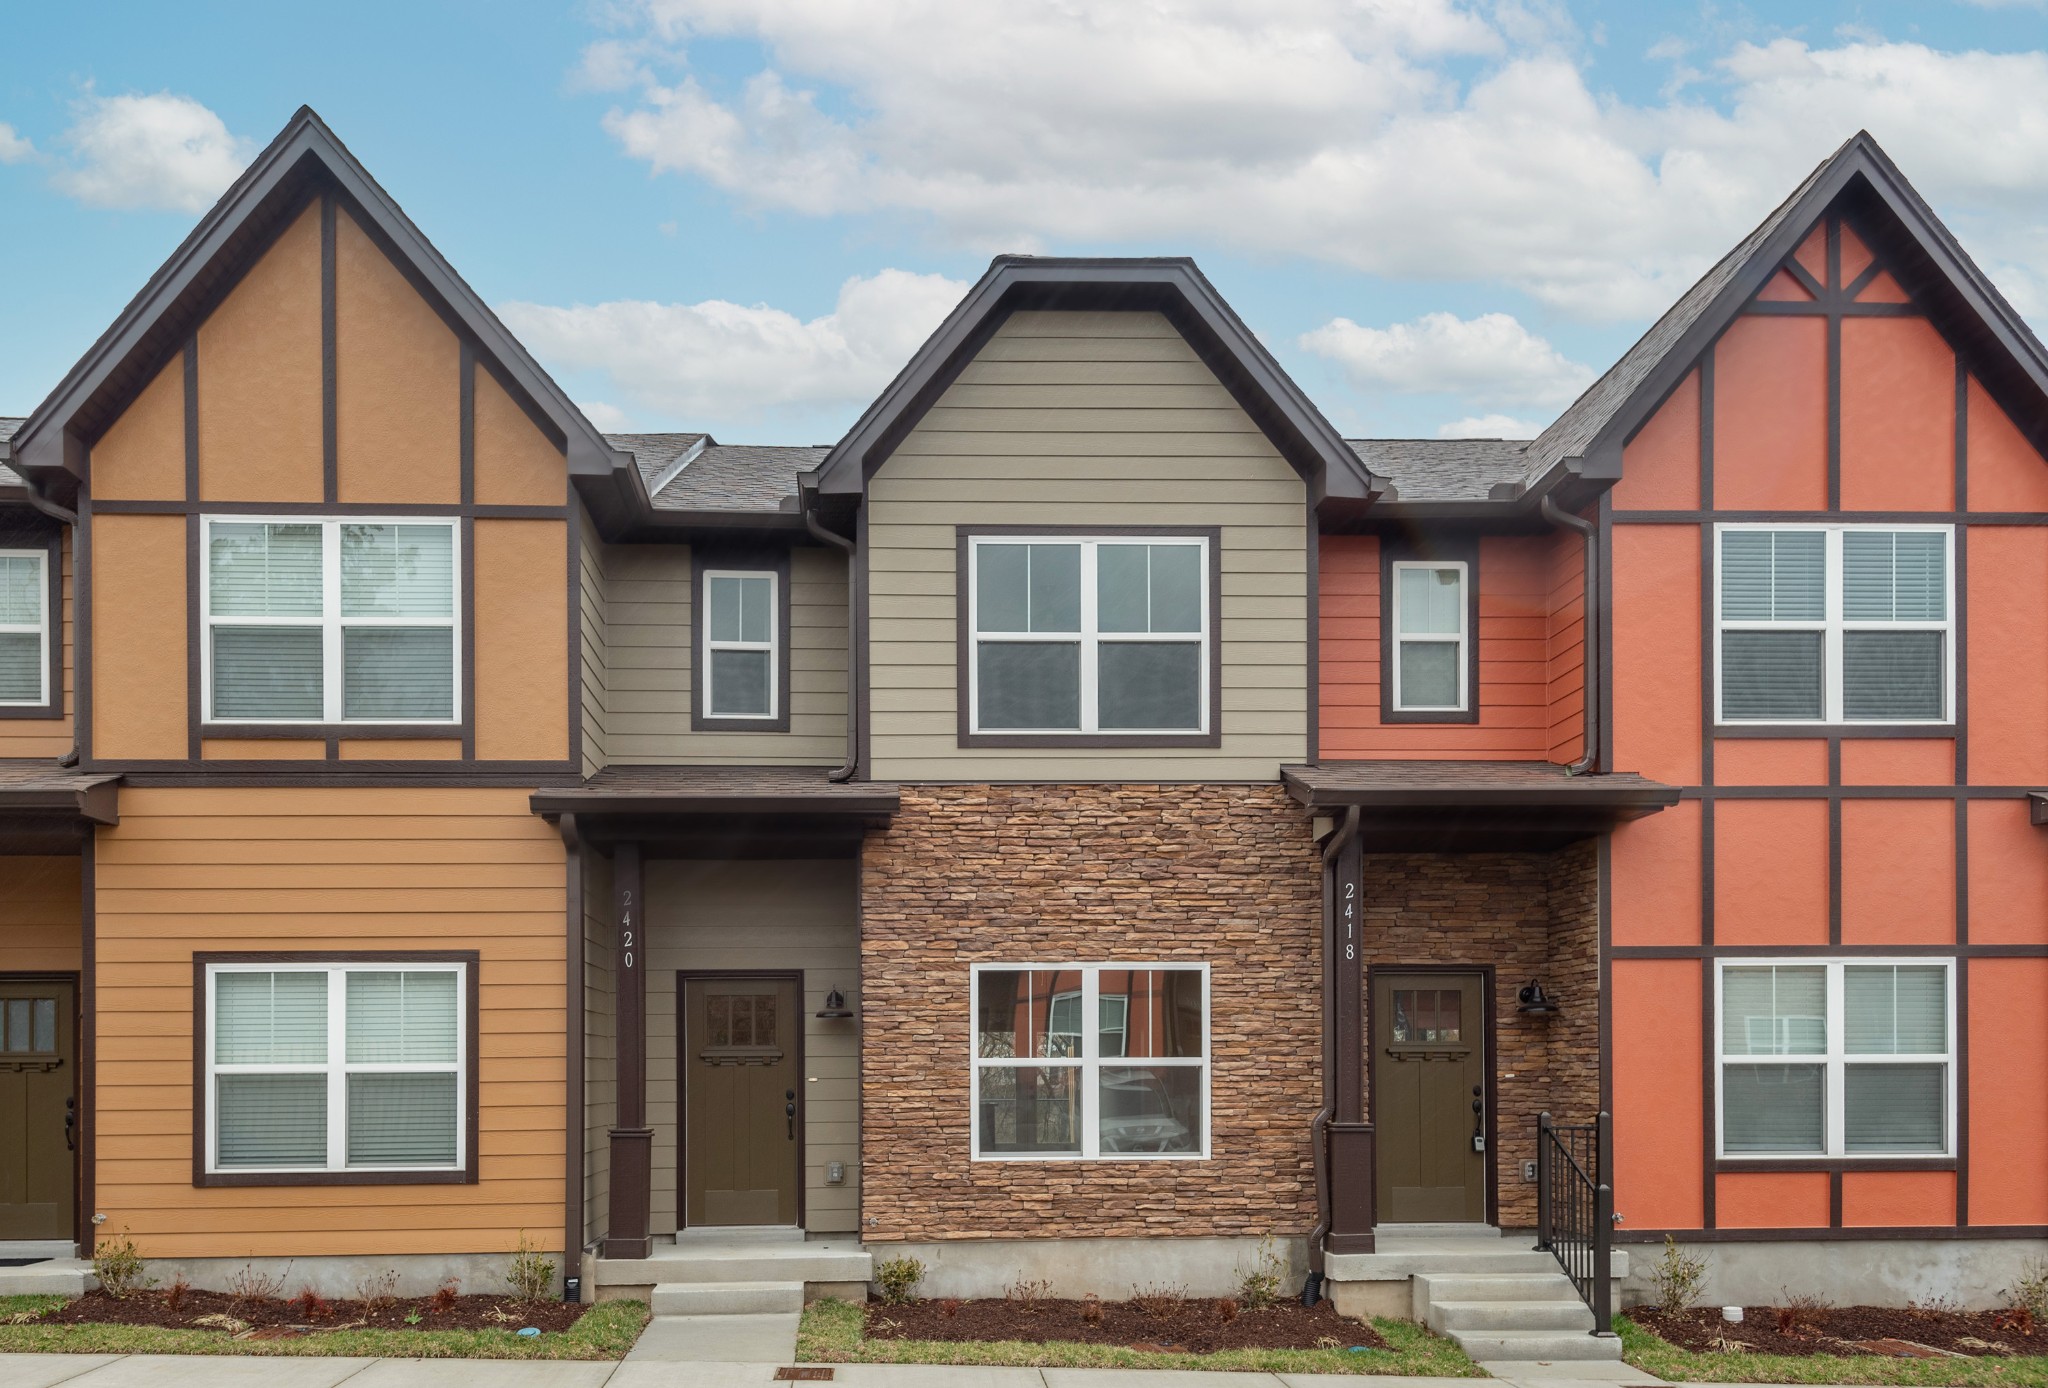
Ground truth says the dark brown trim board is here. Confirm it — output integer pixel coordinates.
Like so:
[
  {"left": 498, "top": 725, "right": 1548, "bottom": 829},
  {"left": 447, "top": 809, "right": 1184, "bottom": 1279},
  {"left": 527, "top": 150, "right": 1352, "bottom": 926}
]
[
  {"left": 1377, "top": 535, "right": 1480, "bottom": 725},
  {"left": 0, "top": 524, "right": 65, "bottom": 720},
  {"left": 675, "top": 968, "right": 808, "bottom": 1233},
  {"left": 691, "top": 547, "right": 794, "bottom": 734},
  {"left": 188, "top": 950, "right": 482, "bottom": 1188},
  {"left": 559, "top": 813, "right": 584, "bottom": 1270},
  {"left": 952, "top": 524, "right": 1225, "bottom": 750},
  {"left": 604, "top": 844, "right": 652, "bottom": 1258},
  {"left": 78, "top": 835, "right": 95, "bottom": 1254}
]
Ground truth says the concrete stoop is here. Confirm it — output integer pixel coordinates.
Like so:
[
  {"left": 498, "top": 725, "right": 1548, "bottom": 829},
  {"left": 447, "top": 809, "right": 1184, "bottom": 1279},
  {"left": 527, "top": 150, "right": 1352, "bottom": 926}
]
[
  {"left": 590, "top": 1227, "right": 871, "bottom": 1312},
  {"left": 0, "top": 1256, "right": 96, "bottom": 1297}
]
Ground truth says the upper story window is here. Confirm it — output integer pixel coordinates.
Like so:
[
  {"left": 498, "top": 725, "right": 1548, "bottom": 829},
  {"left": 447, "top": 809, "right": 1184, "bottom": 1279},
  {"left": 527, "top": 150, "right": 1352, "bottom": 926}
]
[
  {"left": 703, "top": 570, "right": 778, "bottom": 720},
  {"left": 204, "top": 518, "right": 458, "bottom": 725},
  {"left": 1717, "top": 959, "right": 1951, "bottom": 1159},
  {"left": 967, "top": 534, "right": 1210, "bottom": 736},
  {"left": 1716, "top": 524, "right": 1952, "bottom": 725},
  {"left": 1391, "top": 561, "right": 1469, "bottom": 713},
  {"left": 0, "top": 548, "right": 50, "bottom": 707}
]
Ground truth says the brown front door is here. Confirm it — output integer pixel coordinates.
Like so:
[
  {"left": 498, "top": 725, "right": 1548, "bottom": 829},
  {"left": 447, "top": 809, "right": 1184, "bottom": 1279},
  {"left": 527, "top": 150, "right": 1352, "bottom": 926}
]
[
  {"left": 0, "top": 978, "right": 76, "bottom": 1240},
  {"left": 1373, "top": 971, "right": 1486, "bottom": 1223},
  {"left": 682, "top": 975, "right": 801, "bottom": 1228}
]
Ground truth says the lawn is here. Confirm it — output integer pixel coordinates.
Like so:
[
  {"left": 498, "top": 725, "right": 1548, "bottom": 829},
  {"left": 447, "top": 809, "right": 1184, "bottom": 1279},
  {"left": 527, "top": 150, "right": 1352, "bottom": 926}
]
[
  {"left": 1620, "top": 1314, "right": 2048, "bottom": 1386},
  {"left": 0, "top": 1294, "right": 649, "bottom": 1360},
  {"left": 795, "top": 1296, "right": 1485, "bottom": 1376}
]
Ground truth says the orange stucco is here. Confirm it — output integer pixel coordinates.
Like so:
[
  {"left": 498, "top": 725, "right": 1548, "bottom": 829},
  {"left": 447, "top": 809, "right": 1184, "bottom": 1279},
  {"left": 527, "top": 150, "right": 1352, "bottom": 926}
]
[
  {"left": 1714, "top": 800, "right": 1829, "bottom": 946},
  {"left": 196, "top": 201, "right": 323, "bottom": 502},
  {"left": 1841, "top": 1171, "right": 1955, "bottom": 1227},
  {"left": 89, "top": 513, "right": 188, "bottom": 761},
  {"left": 1839, "top": 316, "right": 1955, "bottom": 512},
  {"left": 1713, "top": 740, "right": 1827, "bottom": 786},
  {"left": 1968, "top": 527, "right": 2048, "bottom": 785},
  {"left": 1793, "top": 223, "right": 1828, "bottom": 285},
  {"left": 1716, "top": 1171, "right": 1830, "bottom": 1228},
  {"left": 1609, "top": 800, "right": 1701, "bottom": 947},
  {"left": 334, "top": 207, "right": 460, "bottom": 504},
  {"left": 91, "top": 356, "right": 185, "bottom": 502},
  {"left": 472, "top": 520, "right": 568, "bottom": 762},
  {"left": 1967, "top": 376, "right": 2048, "bottom": 512},
  {"left": 1969, "top": 959, "right": 2048, "bottom": 1225},
  {"left": 1612, "top": 960, "right": 1704, "bottom": 1230},
  {"left": 474, "top": 366, "right": 567, "bottom": 507},
  {"left": 1613, "top": 369, "right": 1700, "bottom": 511},
  {"left": 1714, "top": 316, "right": 1828, "bottom": 511},
  {"left": 1839, "top": 739, "right": 1953, "bottom": 786},
  {"left": 1839, "top": 222, "right": 1875, "bottom": 286},
  {"left": 1839, "top": 799, "right": 1954, "bottom": 945},
  {"left": 1608, "top": 525, "right": 1699, "bottom": 786},
  {"left": 1968, "top": 799, "right": 2048, "bottom": 946}
]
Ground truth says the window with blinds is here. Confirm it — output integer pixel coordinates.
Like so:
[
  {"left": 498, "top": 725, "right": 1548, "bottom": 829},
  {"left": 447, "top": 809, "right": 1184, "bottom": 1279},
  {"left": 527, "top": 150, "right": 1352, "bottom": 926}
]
[
  {"left": 0, "top": 549, "right": 49, "bottom": 706},
  {"left": 702, "top": 570, "right": 777, "bottom": 719},
  {"left": 1717, "top": 959, "right": 1950, "bottom": 1159},
  {"left": 1391, "top": 561, "right": 1468, "bottom": 712},
  {"left": 205, "top": 961, "right": 465, "bottom": 1174},
  {"left": 1716, "top": 525, "right": 1951, "bottom": 725},
  {"left": 204, "top": 518, "right": 457, "bottom": 724}
]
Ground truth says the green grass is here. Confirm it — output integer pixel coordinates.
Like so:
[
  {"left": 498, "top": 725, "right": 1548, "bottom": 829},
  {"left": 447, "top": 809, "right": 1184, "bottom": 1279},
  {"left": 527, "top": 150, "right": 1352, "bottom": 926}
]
[
  {"left": 0, "top": 1294, "right": 648, "bottom": 1360},
  {"left": 794, "top": 1296, "right": 1486, "bottom": 1376},
  {"left": 1619, "top": 1313, "right": 2048, "bottom": 1386}
]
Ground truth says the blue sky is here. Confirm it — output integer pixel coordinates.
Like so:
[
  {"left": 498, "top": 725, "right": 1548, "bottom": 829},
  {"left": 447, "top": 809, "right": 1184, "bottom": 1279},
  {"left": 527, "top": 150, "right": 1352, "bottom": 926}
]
[{"left": 4, "top": 1, "right": 2047, "bottom": 444}]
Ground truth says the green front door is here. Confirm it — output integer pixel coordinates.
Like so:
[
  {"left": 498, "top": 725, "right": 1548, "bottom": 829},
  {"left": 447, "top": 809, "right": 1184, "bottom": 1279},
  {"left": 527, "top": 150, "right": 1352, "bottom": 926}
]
[
  {"left": 1373, "top": 972, "right": 1486, "bottom": 1223},
  {"left": 0, "top": 978, "right": 75, "bottom": 1240}
]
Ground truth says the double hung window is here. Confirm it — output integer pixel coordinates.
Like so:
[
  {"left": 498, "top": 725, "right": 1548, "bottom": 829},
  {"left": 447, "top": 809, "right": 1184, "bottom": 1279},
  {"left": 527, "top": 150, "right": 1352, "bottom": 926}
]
[
  {"left": 0, "top": 548, "right": 48, "bottom": 706},
  {"left": 202, "top": 959, "right": 469, "bottom": 1177},
  {"left": 701, "top": 570, "right": 778, "bottom": 719},
  {"left": 1716, "top": 525, "right": 1951, "bottom": 724},
  {"left": 1390, "top": 561, "right": 1468, "bottom": 713},
  {"left": 1717, "top": 960, "right": 1952, "bottom": 1158},
  {"left": 967, "top": 535, "right": 1209, "bottom": 736},
  {"left": 971, "top": 963, "right": 1208, "bottom": 1160},
  {"left": 203, "top": 518, "right": 458, "bottom": 724}
]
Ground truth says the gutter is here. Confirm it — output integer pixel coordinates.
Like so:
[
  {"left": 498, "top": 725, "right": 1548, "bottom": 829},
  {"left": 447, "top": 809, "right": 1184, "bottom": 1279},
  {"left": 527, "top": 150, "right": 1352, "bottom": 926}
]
[
  {"left": 1539, "top": 489, "right": 1599, "bottom": 776},
  {"left": 801, "top": 484, "right": 860, "bottom": 783},
  {"left": 1304, "top": 803, "right": 1361, "bottom": 1305}
]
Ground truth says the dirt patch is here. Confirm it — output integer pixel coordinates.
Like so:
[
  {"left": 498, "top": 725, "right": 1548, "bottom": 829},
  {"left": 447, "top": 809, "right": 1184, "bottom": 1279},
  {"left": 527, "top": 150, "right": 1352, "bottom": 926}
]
[
  {"left": 1634, "top": 1305, "right": 2047, "bottom": 1358},
  {"left": 866, "top": 1295, "right": 1389, "bottom": 1354},
  {"left": 40, "top": 1287, "right": 587, "bottom": 1337}
]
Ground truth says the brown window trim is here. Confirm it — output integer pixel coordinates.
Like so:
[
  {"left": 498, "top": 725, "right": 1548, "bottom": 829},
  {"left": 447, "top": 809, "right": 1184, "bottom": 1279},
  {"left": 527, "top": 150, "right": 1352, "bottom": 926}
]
[
  {"left": 1714, "top": 1157, "right": 1956, "bottom": 1173},
  {"left": 191, "top": 950, "right": 481, "bottom": 1188},
  {"left": 954, "top": 524, "right": 1225, "bottom": 751},
  {"left": 1379, "top": 536, "right": 1480, "bottom": 726},
  {"left": 0, "top": 525, "right": 64, "bottom": 721},
  {"left": 691, "top": 547, "right": 793, "bottom": 734}
]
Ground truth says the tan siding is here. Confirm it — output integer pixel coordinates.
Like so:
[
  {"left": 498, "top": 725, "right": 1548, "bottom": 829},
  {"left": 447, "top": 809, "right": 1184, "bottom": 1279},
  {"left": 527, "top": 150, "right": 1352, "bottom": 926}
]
[
  {"left": 601, "top": 542, "right": 849, "bottom": 765},
  {"left": 866, "top": 310, "right": 1308, "bottom": 781},
  {"left": 91, "top": 514, "right": 188, "bottom": 761},
  {"left": 644, "top": 859, "right": 858, "bottom": 1234},
  {"left": 0, "top": 528, "right": 75, "bottom": 759},
  {"left": 582, "top": 850, "right": 614, "bottom": 1246},
  {"left": 578, "top": 507, "right": 609, "bottom": 777},
  {"left": 197, "top": 201, "right": 323, "bottom": 503},
  {"left": 334, "top": 207, "right": 460, "bottom": 505},
  {"left": 93, "top": 787, "right": 567, "bottom": 1257},
  {"left": 473, "top": 519, "right": 569, "bottom": 762},
  {"left": 0, "top": 856, "right": 82, "bottom": 973}
]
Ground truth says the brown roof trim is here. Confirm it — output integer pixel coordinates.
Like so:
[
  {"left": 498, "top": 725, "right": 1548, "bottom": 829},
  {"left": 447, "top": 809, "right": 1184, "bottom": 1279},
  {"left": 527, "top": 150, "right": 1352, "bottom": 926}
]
[
  {"left": 1281, "top": 761, "right": 1676, "bottom": 851},
  {"left": 2028, "top": 792, "right": 2048, "bottom": 827},
  {"left": 813, "top": 257, "right": 1383, "bottom": 507},
  {"left": 529, "top": 769, "right": 900, "bottom": 820},
  {"left": 0, "top": 774, "right": 121, "bottom": 826}
]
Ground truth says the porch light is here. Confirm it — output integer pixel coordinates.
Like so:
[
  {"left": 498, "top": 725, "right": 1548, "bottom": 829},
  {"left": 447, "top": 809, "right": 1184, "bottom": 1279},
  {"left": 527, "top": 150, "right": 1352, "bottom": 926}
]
[
  {"left": 1516, "top": 979, "right": 1561, "bottom": 1017},
  {"left": 816, "top": 988, "right": 855, "bottom": 1020}
]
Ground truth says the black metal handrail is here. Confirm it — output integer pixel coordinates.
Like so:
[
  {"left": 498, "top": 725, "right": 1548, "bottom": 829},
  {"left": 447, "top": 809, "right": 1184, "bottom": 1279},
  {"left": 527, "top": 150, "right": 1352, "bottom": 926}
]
[{"left": 1535, "top": 1110, "right": 1614, "bottom": 1335}]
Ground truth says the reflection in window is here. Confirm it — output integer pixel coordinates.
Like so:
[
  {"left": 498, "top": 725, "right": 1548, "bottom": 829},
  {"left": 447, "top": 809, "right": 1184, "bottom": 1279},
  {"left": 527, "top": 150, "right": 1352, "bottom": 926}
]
[{"left": 1391, "top": 989, "right": 1463, "bottom": 1044}]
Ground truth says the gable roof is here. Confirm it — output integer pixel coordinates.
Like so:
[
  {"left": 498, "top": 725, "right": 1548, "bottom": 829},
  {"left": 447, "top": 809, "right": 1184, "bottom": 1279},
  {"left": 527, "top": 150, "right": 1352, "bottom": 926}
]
[
  {"left": 811, "top": 256, "right": 1382, "bottom": 506},
  {"left": 1519, "top": 131, "right": 2048, "bottom": 495},
  {"left": 9, "top": 106, "right": 631, "bottom": 501}
]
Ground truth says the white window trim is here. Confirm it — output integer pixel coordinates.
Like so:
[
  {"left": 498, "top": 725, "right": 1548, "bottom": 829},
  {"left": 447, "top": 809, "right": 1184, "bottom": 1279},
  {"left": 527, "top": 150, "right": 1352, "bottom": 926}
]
[
  {"left": 701, "top": 568, "right": 779, "bottom": 721},
  {"left": 1714, "top": 522, "right": 1954, "bottom": 726},
  {"left": 969, "top": 961, "right": 1210, "bottom": 1162},
  {"left": 203, "top": 960, "right": 468, "bottom": 1176},
  {"left": 1714, "top": 957, "right": 1955, "bottom": 1161},
  {"left": 200, "top": 516, "right": 462, "bottom": 725},
  {"left": 1390, "top": 559, "right": 1469, "bottom": 712},
  {"left": 965, "top": 535, "right": 1211, "bottom": 736},
  {"left": 0, "top": 547, "right": 49, "bottom": 707}
]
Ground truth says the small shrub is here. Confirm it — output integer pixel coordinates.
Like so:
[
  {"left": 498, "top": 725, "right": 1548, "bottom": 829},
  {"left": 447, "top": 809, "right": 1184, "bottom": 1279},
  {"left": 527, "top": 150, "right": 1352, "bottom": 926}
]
[
  {"left": 2005, "top": 1257, "right": 2048, "bottom": 1322},
  {"left": 292, "top": 1286, "right": 332, "bottom": 1321},
  {"left": 403, "top": 1308, "right": 423, "bottom": 1327},
  {"left": 1237, "top": 1235, "right": 1287, "bottom": 1310},
  {"left": 939, "top": 1298, "right": 960, "bottom": 1319},
  {"left": 91, "top": 1229, "right": 155, "bottom": 1299},
  {"left": 1079, "top": 1292, "right": 1103, "bottom": 1325},
  {"left": 1130, "top": 1282, "right": 1188, "bottom": 1318},
  {"left": 874, "top": 1255, "right": 925, "bottom": 1305},
  {"left": 428, "top": 1278, "right": 460, "bottom": 1315},
  {"left": 226, "top": 1261, "right": 289, "bottom": 1304},
  {"left": 1911, "top": 1293, "right": 1963, "bottom": 1317},
  {"left": 354, "top": 1268, "right": 401, "bottom": 1310},
  {"left": 1996, "top": 1305, "right": 2037, "bottom": 1337},
  {"left": 1216, "top": 1296, "right": 1240, "bottom": 1324},
  {"left": 165, "top": 1276, "right": 190, "bottom": 1312},
  {"left": 507, "top": 1230, "right": 556, "bottom": 1302},
  {"left": 1652, "top": 1235, "right": 1708, "bottom": 1315},
  {"left": 1004, "top": 1276, "right": 1053, "bottom": 1307},
  {"left": 1778, "top": 1288, "right": 1833, "bottom": 1334}
]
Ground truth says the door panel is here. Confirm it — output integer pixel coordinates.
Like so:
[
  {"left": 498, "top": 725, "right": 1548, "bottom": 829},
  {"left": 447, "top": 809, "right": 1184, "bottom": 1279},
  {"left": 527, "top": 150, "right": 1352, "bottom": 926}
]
[
  {"left": 0, "top": 979, "right": 76, "bottom": 1240},
  {"left": 1373, "top": 972, "right": 1486, "bottom": 1223},
  {"left": 683, "top": 976, "right": 800, "bottom": 1227}
]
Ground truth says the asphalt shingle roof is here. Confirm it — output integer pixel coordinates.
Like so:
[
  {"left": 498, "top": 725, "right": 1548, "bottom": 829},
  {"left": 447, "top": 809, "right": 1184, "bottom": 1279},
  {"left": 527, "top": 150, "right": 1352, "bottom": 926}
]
[
  {"left": 605, "top": 433, "right": 827, "bottom": 514},
  {"left": 1346, "top": 438, "right": 1530, "bottom": 504},
  {"left": 0, "top": 417, "right": 22, "bottom": 490}
]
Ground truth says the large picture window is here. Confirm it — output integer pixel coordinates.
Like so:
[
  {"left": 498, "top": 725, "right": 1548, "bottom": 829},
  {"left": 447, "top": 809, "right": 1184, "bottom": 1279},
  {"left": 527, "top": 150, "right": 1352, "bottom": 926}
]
[
  {"left": 200, "top": 958, "right": 472, "bottom": 1180},
  {"left": 971, "top": 963, "right": 1208, "bottom": 1161},
  {"left": 0, "top": 548, "right": 49, "bottom": 706},
  {"left": 203, "top": 518, "right": 459, "bottom": 724},
  {"left": 1716, "top": 959, "right": 1952, "bottom": 1159},
  {"left": 1716, "top": 524, "right": 1952, "bottom": 725},
  {"left": 966, "top": 534, "right": 1210, "bottom": 736}
]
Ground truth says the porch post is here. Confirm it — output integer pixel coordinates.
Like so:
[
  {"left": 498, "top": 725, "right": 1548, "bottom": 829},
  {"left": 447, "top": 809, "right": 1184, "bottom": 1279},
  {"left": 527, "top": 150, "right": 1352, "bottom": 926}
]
[
  {"left": 603, "top": 842, "right": 653, "bottom": 1259},
  {"left": 1326, "top": 818, "right": 1375, "bottom": 1253}
]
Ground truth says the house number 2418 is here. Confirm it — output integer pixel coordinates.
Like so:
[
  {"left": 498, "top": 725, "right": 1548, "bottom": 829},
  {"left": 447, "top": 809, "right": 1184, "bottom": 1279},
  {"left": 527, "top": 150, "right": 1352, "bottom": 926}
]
[{"left": 1343, "top": 881, "right": 1356, "bottom": 961}]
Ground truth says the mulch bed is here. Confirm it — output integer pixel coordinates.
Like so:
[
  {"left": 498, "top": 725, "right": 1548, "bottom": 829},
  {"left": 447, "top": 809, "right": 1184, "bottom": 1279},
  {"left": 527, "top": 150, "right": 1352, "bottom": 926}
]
[
  {"left": 1634, "top": 1305, "right": 2047, "bottom": 1359},
  {"left": 37, "top": 1287, "right": 587, "bottom": 1338},
  {"left": 866, "top": 1294, "right": 1388, "bottom": 1354}
]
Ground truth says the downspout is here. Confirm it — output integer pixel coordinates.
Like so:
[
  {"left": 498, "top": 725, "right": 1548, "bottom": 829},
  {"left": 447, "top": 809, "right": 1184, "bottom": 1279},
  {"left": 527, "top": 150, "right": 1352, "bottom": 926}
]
[
  {"left": 1539, "top": 493, "right": 1599, "bottom": 776},
  {"left": 1303, "top": 802, "right": 1362, "bottom": 1306},
  {"left": 803, "top": 494, "right": 859, "bottom": 783}
]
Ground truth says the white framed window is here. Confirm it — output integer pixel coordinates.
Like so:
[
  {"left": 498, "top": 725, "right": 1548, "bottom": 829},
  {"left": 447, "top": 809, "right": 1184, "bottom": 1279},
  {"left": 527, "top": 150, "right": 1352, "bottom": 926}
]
[
  {"left": 971, "top": 963, "right": 1209, "bottom": 1161},
  {"left": 702, "top": 569, "right": 778, "bottom": 719},
  {"left": 967, "top": 535, "right": 1209, "bottom": 735},
  {"left": 203, "top": 959, "right": 468, "bottom": 1176},
  {"left": 1715, "top": 524, "right": 1952, "bottom": 725},
  {"left": 1390, "top": 560, "right": 1468, "bottom": 712},
  {"left": 203, "top": 517, "right": 459, "bottom": 725},
  {"left": 0, "top": 548, "right": 50, "bottom": 706},
  {"left": 1715, "top": 959, "right": 1953, "bottom": 1159}
]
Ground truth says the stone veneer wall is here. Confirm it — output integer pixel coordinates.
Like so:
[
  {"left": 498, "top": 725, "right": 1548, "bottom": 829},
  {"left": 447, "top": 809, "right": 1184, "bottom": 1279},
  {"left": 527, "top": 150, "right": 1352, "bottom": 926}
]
[
  {"left": 859, "top": 783, "right": 1323, "bottom": 1242},
  {"left": 1358, "top": 840, "right": 1599, "bottom": 1229}
]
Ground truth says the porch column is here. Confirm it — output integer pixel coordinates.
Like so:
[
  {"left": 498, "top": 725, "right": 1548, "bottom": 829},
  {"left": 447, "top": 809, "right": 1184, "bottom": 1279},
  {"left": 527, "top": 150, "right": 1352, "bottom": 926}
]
[
  {"left": 1326, "top": 816, "right": 1375, "bottom": 1253},
  {"left": 603, "top": 842, "right": 653, "bottom": 1259}
]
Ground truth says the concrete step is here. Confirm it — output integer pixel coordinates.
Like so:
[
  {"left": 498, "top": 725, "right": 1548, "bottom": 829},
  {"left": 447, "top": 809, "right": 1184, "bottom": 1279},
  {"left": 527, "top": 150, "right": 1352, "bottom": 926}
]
[
  {"left": 0, "top": 1258, "right": 95, "bottom": 1296},
  {"left": 651, "top": 1280, "right": 804, "bottom": 1316},
  {"left": 1375, "top": 1223, "right": 1506, "bottom": 1240},
  {"left": 1429, "top": 1298, "right": 1597, "bottom": 1333},
  {"left": 1328, "top": 1248, "right": 1561, "bottom": 1278},
  {"left": 1416, "top": 1271, "right": 1582, "bottom": 1303},
  {"left": 597, "top": 1241, "right": 872, "bottom": 1289},
  {"left": 1449, "top": 1328, "right": 1623, "bottom": 1362}
]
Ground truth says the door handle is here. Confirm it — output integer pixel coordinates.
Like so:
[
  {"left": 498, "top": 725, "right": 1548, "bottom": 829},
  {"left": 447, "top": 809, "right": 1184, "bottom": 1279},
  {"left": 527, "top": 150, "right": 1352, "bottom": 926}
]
[
  {"left": 786, "top": 1089, "right": 797, "bottom": 1140},
  {"left": 64, "top": 1096, "right": 75, "bottom": 1152}
]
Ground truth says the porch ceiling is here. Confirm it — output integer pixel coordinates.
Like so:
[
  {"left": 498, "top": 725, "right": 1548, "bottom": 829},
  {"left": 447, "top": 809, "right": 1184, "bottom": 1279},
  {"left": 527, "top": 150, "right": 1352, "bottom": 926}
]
[
  {"left": 1283, "top": 760, "right": 1679, "bottom": 851},
  {"left": 531, "top": 765, "right": 899, "bottom": 855}
]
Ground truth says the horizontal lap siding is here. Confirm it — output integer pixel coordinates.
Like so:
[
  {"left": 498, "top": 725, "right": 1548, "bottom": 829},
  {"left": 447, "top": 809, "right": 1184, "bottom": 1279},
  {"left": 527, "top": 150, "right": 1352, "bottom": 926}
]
[
  {"left": 0, "top": 856, "right": 82, "bottom": 973},
  {"left": 93, "top": 787, "right": 568, "bottom": 1257},
  {"left": 579, "top": 507, "right": 609, "bottom": 777},
  {"left": 867, "top": 310, "right": 1308, "bottom": 781}
]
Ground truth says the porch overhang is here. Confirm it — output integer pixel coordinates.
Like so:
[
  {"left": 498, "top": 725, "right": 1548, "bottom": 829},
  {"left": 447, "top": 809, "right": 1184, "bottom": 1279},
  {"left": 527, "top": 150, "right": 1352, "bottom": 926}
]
[
  {"left": 2028, "top": 792, "right": 2048, "bottom": 827},
  {"left": 0, "top": 767, "right": 120, "bottom": 853},
  {"left": 1283, "top": 761, "right": 1679, "bottom": 852},
  {"left": 531, "top": 765, "right": 899, "bottom": 855}
]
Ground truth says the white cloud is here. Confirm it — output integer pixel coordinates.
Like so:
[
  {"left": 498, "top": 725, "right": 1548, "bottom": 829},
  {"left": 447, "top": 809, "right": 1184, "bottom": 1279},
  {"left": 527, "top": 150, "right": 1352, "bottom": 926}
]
[
  {"left": 1436, "top": 412, "right": 1542, "bottom": 439},
  {"left": 1300, "top": 311, "right": 1594, "bottom": 409},
  {"left": 577, "top": 399, "right": 634, "bottom": 432},
  {"left": 500, "top": 268, "right": 969, "bottom": 424},
  {"left": 585, "top": 4, "right": 2048, "bottom": 319},
  {"left": 0, "top": 123, "right": 35, "bottom": 164},
  {"left": 54, "top": 93, "right": 252, "bottom": 213}
]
